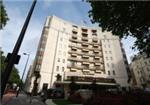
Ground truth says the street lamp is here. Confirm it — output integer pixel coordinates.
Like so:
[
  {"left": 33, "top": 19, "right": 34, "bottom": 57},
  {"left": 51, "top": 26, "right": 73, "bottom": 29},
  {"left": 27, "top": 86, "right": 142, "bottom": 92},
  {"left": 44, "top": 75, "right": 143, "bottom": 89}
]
[{"left": 16, "top": 53, "right": 30, "bottom": 97}]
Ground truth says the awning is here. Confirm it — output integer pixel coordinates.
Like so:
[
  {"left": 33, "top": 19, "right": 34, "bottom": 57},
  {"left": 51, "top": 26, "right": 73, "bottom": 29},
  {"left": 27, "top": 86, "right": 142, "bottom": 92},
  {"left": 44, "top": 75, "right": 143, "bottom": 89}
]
[{"left": 54, "top": 81, "right": 119, "bottom": 86}]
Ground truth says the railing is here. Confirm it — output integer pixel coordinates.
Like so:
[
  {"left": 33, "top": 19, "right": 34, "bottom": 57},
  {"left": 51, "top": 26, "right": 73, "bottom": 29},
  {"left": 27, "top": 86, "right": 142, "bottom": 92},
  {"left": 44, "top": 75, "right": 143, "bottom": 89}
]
[
  {"left": 69, "top": 38, "right": 102, "bottom": 45},
  {"left": 67, "top": 64, "right": 104, "bottom": 71},
  {"left": 68, "top": 44, "right": 102, "bottom": 51}
]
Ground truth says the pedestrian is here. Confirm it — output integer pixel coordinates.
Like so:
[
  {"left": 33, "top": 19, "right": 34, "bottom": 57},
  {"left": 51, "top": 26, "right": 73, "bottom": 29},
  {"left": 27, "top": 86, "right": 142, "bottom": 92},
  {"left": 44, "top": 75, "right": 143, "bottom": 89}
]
[{"left": 41, "top": 88, "right": 48, "bottom": 103}]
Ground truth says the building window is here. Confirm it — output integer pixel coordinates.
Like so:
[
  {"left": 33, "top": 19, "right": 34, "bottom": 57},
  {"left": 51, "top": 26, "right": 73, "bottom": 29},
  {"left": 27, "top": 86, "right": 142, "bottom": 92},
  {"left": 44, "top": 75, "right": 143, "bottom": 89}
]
[
  {"left": 92, "top": 33, "right": 97, "bottom": 36},
  {"left": 104, "top": 35, "right": 106, "bottom": 39},
  {"left": 107, "top": 63, "right": 109, "bottom": 67},
  {"left": 105, "top": 51, "right": 107, "bottom": 54},
  {"left": 107, "top": 39, "right": 109, "bottom": 42},
  {"left": 64, "top": 45, "right": 67, "bottom": 48},
  {"left": 60, "top": 37, "right": 63, "bottom": 41},
  {"left": 63, "top": 59, "right": 65, "bottom": 63},
  {"left": 106, "top": 57, "right": 108, "bottom": 60},
  {"left": 56, "top": 66, "right": 59, "bottom": 71},
  {"left": 62, "top": 67, "right": 64, "bottom": 71},
  {"left": 110, "top": 57, "right": 113, "bottom": 60},
  {"left": 113, "top": 70, "right": 115, "bottom": 75},
  {"left": 63, "top": 52, "right": 66, "bottom": 56},
  {"left": 108, "top": 71, "right": 110, "bottom": 75},
  {"left": 63, "top": 28, "right": 66, "bottom": 31},
  {"left": 58, "top": 58, "right": 60, "bottom": 62},
  {"left": 108, "top": 45, "right": 110, "bottom": 48},
  {"left": 109, "top": 51, "right": 112, "bottom": 54},
  {"left": 58, "top": 50, "right": 61, "bottom": 55},
  {"left": 59, "top": 44, "right": 62, "bottom": 48},
  {"left": 111, "top": 63, "right": 115, "bottom": 68}
]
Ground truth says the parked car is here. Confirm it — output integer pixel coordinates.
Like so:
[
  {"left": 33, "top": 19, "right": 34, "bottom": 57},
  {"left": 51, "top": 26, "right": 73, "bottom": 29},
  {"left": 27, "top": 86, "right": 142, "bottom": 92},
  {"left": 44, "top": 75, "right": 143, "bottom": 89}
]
[
  {"left": 47, "top": 88, "right": 64, "bottom": 99},
  {"left": 69, "top": 89, "right": 93, "bottom": 104}
]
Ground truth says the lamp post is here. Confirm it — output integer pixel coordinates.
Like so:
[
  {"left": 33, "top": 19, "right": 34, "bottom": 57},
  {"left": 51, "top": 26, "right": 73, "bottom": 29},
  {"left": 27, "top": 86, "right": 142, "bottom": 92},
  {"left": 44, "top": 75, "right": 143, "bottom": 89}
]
[{"left": 16, "top": 53, "right": 30, "bottom": 97}]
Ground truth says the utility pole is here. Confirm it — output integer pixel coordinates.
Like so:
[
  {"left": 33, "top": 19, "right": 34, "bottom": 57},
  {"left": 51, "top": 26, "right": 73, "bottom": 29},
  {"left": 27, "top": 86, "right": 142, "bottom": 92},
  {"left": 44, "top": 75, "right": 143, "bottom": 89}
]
[{"left": 1, "top": 0, "right": 37, "bottom": 99}]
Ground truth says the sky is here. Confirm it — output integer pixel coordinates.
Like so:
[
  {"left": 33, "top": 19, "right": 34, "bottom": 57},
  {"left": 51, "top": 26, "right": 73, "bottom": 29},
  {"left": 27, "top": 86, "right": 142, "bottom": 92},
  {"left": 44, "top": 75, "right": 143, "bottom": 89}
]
[{"left": 1, "top": 0, "right": 138, "bottom": 80}]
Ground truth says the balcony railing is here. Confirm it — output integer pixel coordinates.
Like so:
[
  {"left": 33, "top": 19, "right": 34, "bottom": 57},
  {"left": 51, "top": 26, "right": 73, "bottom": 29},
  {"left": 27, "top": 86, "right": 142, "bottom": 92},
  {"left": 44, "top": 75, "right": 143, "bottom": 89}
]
[
  {"left": 68, "top": 44, "right": 102, "bottom": 51},
  {"left": 81, "top": 28, "right": 88, "bottom": 32},
  {"left": 95, "top": 70, "right": 102, "bottom": 73},
  {"left": 91, "top": 29, "right": 97, "bottom": 33},
  {"left": 68, "top": 50, "right": 103, "bottom": 57},
  {"left": 72, "top": 28, "right": 78, "bottom": 33},
  {"left": 69, "top": 38, "right": 102, "bottom": 46},
  {"left": 67, "top": 64, "right": 104, "bottom": 72},
  {"left": 81, "top": 37, "right": 88, "bottom": 41}
]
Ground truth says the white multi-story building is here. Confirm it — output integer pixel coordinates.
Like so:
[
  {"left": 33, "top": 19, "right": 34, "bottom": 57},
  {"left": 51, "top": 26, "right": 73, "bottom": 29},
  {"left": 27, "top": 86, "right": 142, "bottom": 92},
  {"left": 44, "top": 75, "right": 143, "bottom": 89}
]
[
  {"left": 26, "top": 16, "right": 130, "bottom": 92},
  {"left": 130, "top": 54, "right": 150, "bottom": 89}
]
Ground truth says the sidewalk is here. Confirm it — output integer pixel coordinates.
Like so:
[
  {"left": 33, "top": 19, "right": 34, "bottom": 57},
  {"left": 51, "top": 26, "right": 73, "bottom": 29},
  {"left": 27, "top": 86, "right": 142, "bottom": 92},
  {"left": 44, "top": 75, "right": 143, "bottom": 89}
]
[
  {"left": 2, "top": 93, "right": 56, "bottom": 105},
  {"left": 1, "top": 93, "right": 16, "bottom": 105},
  {"left": 2, "top": 93, "right": 81, "bottom": 105}
]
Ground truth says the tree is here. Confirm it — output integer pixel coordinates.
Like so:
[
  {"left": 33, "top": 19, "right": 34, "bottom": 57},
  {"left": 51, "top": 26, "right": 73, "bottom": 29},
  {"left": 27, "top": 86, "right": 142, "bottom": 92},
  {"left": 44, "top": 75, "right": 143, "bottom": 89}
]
[
  {"left": 88, "top": 1, "right": 150, "bottom": 56},
  {"left": 0, "top": 51, "right": 20, "bottom": 84},
  {"left": 0, "top": 1, "right": 9, "bottom": 29}
]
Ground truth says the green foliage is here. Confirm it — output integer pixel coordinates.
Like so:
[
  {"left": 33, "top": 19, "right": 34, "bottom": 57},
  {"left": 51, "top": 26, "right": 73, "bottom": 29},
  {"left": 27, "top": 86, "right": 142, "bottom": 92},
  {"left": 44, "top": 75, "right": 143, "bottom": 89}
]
[
  {"left": 0, "top": 51, "right": 20, "bottom": 84},
  {"left": 88, "top": 1, "right": 150, "bottom": 56},
  {"left": 0, "top": 1, "right": 9, "bottom": 29}
]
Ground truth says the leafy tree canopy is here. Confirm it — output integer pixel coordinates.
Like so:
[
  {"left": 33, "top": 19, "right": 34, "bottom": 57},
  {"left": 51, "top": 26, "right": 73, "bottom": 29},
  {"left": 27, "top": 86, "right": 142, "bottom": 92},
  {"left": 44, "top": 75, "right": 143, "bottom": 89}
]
[
  {"left": 1, "top": 51, "right": 20, "bottom": 84},
  {"left": 0, "top": 1, "right": 9, "bottom": 29},
  {"left": 88, "top": 1, "right": 150, "bottom": 56}
]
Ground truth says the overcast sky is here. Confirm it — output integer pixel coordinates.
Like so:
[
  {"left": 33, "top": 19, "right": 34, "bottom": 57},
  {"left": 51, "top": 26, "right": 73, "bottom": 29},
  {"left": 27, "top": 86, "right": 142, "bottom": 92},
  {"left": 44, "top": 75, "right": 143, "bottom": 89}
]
[{"left": 1, "top": 0, "right": 138, "bottom": 80}]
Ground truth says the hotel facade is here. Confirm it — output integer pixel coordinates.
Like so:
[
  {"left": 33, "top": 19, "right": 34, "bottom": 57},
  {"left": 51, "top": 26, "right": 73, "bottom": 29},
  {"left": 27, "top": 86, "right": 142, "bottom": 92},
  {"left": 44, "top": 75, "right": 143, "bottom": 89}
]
[{"left": 26, "top": 16, "right": 130, "bottom": 92}]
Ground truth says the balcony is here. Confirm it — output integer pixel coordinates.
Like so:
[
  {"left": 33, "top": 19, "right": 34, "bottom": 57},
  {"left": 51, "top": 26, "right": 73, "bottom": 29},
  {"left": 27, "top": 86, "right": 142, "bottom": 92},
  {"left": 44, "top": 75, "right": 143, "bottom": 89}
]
[
  {"left": 81, "top": 43, "right": 88, "bottom": 47},
  {"left": 82, "top": 61, "right": 90, "bottom": 65},
  {"left": 81, "top": 37, "right": 88, "bottom": 42},
  {"left": 89, "top": 66, "right": 102, "bottom": 71},
  {"left": 71, "top": 53, "right": 77, "bottom": 57},
  {"left": 82, "top": 33, "right": 88, "bottom": 37},
  {"left": 82, "top": 69, "right": 90, "bottom": 72},
  {"left": 72, "top": 29, "right": 78, "bottom": 34},
  {"left": 67, "top": 63, "right": 105, "bottom": 72},
  {"left": 70, "top": 68, "right": 78, "bottom": 72},
  {"left": 92, "top": 38, "right": 98, "bottom": 43},
  {"left": 92, "top": 33, "right": 97, "bottom": 36},
  {"left": 68, "top": 56, "right": 102, "bottom": 63},
  {"left": 71, "top": 47, "right": 77, "bottom": 51},
  {"left": 93, "top": 50, "right": 99, "bottom": 53},
  {"left": 93, "top": 44, "right": 99, "bottom": 48},
  {"left": 89, "top": 71, "right": 95, "bottom": 75},
  {"left": 82, "top": 28, "right": 88, "bottom": 32},
  {"left": 82, "top": 49, "right": 89, "bottom": 52},
  {"left": 95, "top": 70, "right": 102, "bottom": 73},
  {"left": 91, "top": 29, "right": 97, "bottom": 33},
  {"left": 72, "top": 35, "right": 77, "bottom": 40},
  {"left": 68, "top": 49, "right": 102, "bottom": 58},
  {"left": 82, "top": 55, "right": 89, "bottom": 58},
  {"left": 95, "top": 62, "right": 101, "bottom": 66}
]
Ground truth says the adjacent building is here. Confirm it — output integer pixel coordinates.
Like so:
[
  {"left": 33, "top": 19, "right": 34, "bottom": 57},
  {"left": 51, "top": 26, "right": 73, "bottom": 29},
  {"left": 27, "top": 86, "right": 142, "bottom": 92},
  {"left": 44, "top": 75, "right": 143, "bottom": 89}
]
[
  {"left": 130, "top": 54, "right": 150, "bottom": 89},
  {"left": 25, "top": 16, "right": 129, "bottom": 92}
]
